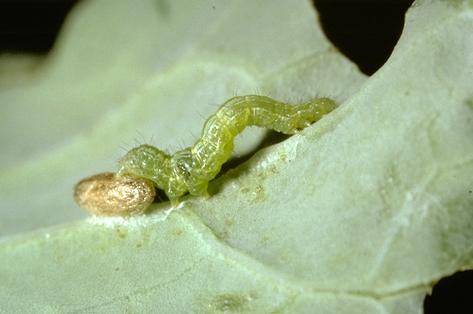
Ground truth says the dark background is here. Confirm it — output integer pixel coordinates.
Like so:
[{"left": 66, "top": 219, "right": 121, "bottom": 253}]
[
  {"left": 0, "top": 0, "right": 414, "bottom": 75},
  {"left": 0, "top": 1, "right": 471, "bottom": 313}
]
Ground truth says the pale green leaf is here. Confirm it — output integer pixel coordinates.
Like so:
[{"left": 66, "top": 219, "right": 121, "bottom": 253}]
[{"left": 0, "top": 0, "right": 472, "bottom": 313}]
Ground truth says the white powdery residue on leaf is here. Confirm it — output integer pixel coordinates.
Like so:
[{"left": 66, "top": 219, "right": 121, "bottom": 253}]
[{"left": 87, "top": 203, "right": 183, "bottom": 228}]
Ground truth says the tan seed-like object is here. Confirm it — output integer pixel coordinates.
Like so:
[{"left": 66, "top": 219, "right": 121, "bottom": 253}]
[{"left": 74, "top": 172, "right": 155, "bottom": 216}]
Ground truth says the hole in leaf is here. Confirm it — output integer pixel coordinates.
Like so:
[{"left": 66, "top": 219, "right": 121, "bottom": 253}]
[
  {"left": 424, "top": 270, "right": 473, "bottom": 314},
  {"left": 312, "top": 0, "right": 414, "bottom": 75}
]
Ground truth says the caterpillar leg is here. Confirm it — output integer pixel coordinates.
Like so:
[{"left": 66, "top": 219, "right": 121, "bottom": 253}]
[
  {"left": 188, "top": 182, "right": 210, "bottom": 199},
  {"left": 169, "top": 197, "right": 180, "bottom": 208},
  {"left": 168, "top": 182, "right": 209, "bottom": 207}
]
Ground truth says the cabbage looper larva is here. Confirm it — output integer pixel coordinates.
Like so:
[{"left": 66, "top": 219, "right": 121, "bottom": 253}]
[{"left": 74, "top": 95, "right": 336, "bottom": 216}]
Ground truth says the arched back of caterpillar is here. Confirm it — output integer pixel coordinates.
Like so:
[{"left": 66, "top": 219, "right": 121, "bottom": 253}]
[{"left": 74, "top": 95, "right": 336, "bottom": 216}]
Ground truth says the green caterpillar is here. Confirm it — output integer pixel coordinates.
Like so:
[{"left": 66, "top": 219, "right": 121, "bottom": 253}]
[{"left": 74, "top": 95, "right": 336, "bottom": 216}]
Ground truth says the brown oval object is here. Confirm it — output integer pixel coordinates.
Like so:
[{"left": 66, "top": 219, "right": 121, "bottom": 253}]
[{"left": 74, "top": 172, "right": 156, "bottom": 216}]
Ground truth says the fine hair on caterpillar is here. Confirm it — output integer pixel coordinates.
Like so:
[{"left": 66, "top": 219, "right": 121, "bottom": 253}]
[{"left": 74, "top": 95, "right": 337, "bottom": 216}]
